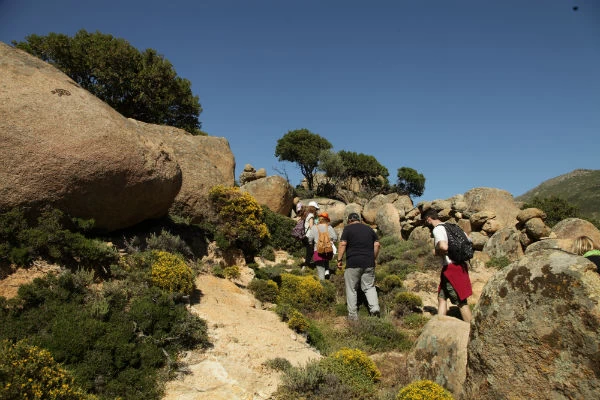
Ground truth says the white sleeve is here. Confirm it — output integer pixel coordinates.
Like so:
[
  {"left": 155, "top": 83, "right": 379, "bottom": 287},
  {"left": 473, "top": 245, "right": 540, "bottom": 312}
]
[{"left": 432, "top": 225, "right": 448, "bottom": 246}]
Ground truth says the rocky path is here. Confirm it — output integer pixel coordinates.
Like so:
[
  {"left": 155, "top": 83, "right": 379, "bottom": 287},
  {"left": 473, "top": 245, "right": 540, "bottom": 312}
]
[{"left": 163, "top": 274, "right": 321, "bottom": 400}]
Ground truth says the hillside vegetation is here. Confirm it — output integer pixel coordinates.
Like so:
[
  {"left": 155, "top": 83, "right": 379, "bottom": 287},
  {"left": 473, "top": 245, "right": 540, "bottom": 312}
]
[{"left": 516, "top": 169, "right": 600, "bottom": 221}]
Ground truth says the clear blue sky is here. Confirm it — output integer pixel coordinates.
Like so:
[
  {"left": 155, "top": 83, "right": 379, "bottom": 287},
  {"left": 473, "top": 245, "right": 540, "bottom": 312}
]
[{"left": 1, "top": 0, "right": 598, "bottom": 201}]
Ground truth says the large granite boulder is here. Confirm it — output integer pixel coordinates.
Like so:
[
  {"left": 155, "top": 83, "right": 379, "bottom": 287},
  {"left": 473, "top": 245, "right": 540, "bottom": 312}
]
[
  {"left": 0, "top": 42, "right": 181, "bottom": 231},
  {"left": 482, "top": 226, "right": 524, "bottom": 262},
  {"left": 240, "top": 175, "right": 293, "bottom": 216},
  {"left": 406, "top": 315, "right": 470, "bottom": 398},
  {"left": 552, "top": 218, "right": 600, "bottom": 246},
  {"left": 463, "top": 249, "right": 600, "bottom": 399},
  {"left": 130, "top": 120, "right": 235, "bottom": 223},
  {"left": 463, "top": 188, "right": 520, "bottom": 228}
]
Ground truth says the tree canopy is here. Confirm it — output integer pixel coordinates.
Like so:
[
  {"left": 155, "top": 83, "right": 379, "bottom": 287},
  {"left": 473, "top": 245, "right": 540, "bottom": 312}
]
[
  {"left": 338, "top": 150, "right": 390, "bottom": 193},
  {"left": 275, "top": 129, "right": 332, "bottom": 191},
  {"left": 395, "top": 167, "right": 426, "bottom": 198},
  {"left": 13, "top": 29, "right": 203, "bottom": 134}
]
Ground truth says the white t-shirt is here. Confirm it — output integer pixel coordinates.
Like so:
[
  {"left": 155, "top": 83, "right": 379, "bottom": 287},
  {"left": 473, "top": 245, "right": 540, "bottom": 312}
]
[{"left": 432, "top": 224, "right": 452, "bottom": 265}]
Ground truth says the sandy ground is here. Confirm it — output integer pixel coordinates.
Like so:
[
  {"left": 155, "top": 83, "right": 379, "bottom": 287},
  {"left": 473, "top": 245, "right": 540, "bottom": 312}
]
[{"left": 162, "top": 274, "right": 321, "bottom": 400}]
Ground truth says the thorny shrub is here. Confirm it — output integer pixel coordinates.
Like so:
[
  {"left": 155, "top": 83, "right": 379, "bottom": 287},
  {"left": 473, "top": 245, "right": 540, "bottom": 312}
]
[
  {"left": 0, "top": 339, "right": 94, "bottom": 400},
  {"left": 150, "top": 251, "right": 194, "bottom": 295},
  {"left": 277, "top": 273, "right": 335, "bottom": 313},
  {"left": 396, "top": 379, "right": 454, "bottom": 400}
]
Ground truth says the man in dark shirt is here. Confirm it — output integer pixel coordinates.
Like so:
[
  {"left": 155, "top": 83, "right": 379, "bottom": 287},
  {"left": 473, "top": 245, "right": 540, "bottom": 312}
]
[{"left": 336, "top": 212, "right": 380, "bottom": 320}]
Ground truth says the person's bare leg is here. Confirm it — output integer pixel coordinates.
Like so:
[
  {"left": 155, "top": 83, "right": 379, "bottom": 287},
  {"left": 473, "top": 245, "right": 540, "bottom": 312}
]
[
  {"left": 437, "top": 297, "right": 447, "bottom": 316},
  {"left": 459, "top": 303, "right": 472, "bottom": 323}
]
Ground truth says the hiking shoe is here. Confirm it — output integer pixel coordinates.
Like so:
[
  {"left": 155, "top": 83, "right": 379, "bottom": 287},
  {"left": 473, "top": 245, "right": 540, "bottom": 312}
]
[{"left": 324, "top": 270, "right": 330, "bottom": 277}]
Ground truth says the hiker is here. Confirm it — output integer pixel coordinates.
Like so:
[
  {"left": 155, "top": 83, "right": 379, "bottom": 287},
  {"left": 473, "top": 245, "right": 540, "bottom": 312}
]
[
  {"left": 336, "top": 212, "right": 380, "bottom": 320},
  {"left": 306, "top": 212, "right": 337, "bottom": 280},
  {"left": 572, "top": 235, "right": 600, "bottom": 272},
  {"left": 301, "top": 201, "right": 319, "bottom": 268},
  {"left": 422, "top": 209, "right": 473, "bottom": 323}
]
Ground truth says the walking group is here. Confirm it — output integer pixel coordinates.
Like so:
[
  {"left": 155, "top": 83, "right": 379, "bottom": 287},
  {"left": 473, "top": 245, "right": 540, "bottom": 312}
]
[{"left": 294, "top": 201, "right": 600, "bottom": 323}]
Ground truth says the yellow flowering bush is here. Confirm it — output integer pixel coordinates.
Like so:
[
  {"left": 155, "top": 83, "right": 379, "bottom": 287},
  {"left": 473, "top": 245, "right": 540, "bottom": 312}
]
[
  {"left": 321, "top": 348, "right": 381, "bottom": 393},
  {"left": 223, "top": 265, "right": 241, "bottom": 279},
  {"left": 208, "top": 186, "right": 269, "bottom": 258},
  {"left": 287, "top": 309, "right": 309, "bottom": 333},
  {"left": 396, "top": 379, "right": 454, "bottom": 400},
  {"left": 277, "top": 273, "right": 335, "bottom": 312},
  {"left": 151, "top": 251, "right": 194, "bottom": 295},
  {"left": 0, "top": 339, "right": 94, "bottom": 400},
  {"left": 394, "top": 291, "right": 423, "bottom": 316}
]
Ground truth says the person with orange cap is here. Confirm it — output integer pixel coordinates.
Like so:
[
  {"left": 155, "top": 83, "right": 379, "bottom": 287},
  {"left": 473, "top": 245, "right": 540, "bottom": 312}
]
[{"left": 306, "top": 211, "right": 337, "bottom": 280}]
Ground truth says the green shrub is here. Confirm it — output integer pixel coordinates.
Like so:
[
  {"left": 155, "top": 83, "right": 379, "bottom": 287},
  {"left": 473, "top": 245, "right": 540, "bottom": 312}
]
[
  {"left": 306, "top": 321, "right": 327, "bottom": 353},
  {"left": 277, "top": 273, "right": 335, "bottom": 313},
  {"left": 348, "top": 317, "right": 413, "bottom": 353},
  {"left": 261, "top": 206, "right": 303, "bottom": 256},
  {"left": 379, "top": 274, "right": 403, "bottom": 293},
  {"left": 258, "top": 245, "right": 276, "bottom": 261},
  {"left": 320, "top": 348, "right": 380, "bottom": 393},
  {"left": 146, "top": 229, "right": 193, "bottom": 258},
  {"left": 253, "top": 265, "right": 285, "bottom": 285},
  {"left": 275, "top": 360, "right": 356, "bottom": 400},
  {"left": 287, "top": 309, "right": 309, "bottom": 333},
  {"left": 394, "top": 292, "right": 423, "bottom": 316},
  {"left": 0, "top": 260, "right": 210, "bottom": 399},
  {"left": 263, "top": 357, "right": 292, "bottom": 372},
  {"left": 150, "top": 251, "right": 194, "bottom": 295},
  {"left": 0, "top": 339, "right": 93, "bottom": 399},
  {"left": 248, "top": 279, "right": 279, "bottom": 303},
  {"left": 0, "top": 207, "right": 118, "bottom": 275},
  {"left": 402, "top": 314, "right": 430, "bottom": 330},
  {"left": 396, "top": 379, "right": 454, "bottom": 400},
  {"left": 223, "top": 265, "right": 241, "bottom": 280},
  {"left": 486, "top": 256, "right": 511, "bottom": 269},
  {"left": 208, "top": 185, "right": 270, "bottom": 260}
]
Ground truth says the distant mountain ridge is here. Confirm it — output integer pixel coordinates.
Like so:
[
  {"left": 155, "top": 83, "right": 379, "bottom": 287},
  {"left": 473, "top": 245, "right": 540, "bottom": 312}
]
[{"left": 516, "top": 169, "right": 600, "bottom": 221}]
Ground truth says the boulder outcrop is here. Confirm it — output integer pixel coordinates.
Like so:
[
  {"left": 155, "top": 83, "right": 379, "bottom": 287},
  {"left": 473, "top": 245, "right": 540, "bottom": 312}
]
[
  {"left": 0, "top": 43, "right": 181, "bottom": 231},
  {"left": 406, "top": 315, "right": 470, "bottom": 398},
  {"left": 130, "top": 120, "right": 235, "bottom": 223},
  {"left": 240, "top": 175, "right": 293, "bottom": 216},
  {"left": 463, "top": 249, "right": 600, "bottom": 399}
]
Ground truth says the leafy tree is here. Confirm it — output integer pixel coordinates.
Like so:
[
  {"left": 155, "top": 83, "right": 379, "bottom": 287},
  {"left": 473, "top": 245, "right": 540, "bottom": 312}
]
[
  {"left": 395, "top": 167, "right": 426, "bottom": 198},
  {"left": 522, "top": 195, "right": 580, "bottom": 227},
  {"left": 275, "top": 129, "right": 332, "bottom": 191},
  {"left": 13, "top": 30, "right": 203, "bottom": 134},
  {"left": 338, "top": 151, "right": 389, "bottom": 193}
]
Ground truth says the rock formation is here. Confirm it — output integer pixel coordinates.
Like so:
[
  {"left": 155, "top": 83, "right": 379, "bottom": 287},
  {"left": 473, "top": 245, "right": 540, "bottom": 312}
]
[
  {"left": 463, "top": 249, "right": 600, "bottom": 399},
  {"left": 0, "top": 42, "right": 181, "bottom": 231},
  {"left": 130, "top": 120, "right": 235, "bottom": 224}
]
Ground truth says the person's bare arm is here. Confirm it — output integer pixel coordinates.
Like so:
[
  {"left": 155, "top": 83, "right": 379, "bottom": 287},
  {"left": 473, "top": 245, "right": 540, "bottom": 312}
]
[
  {"left": 337, "top": 241, "right": 347, "bottom": 268},
  {"left": 435, "top": 240, "right": 448, "bottom": 256},
  {"left": 374, "top": 241, "right": 380, "bottom": 260}
]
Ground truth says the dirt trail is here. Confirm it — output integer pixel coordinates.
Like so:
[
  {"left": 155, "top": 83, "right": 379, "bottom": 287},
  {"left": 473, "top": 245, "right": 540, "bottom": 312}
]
[{"left": 163, "top": 274, "right": 321, "bottom": 400}]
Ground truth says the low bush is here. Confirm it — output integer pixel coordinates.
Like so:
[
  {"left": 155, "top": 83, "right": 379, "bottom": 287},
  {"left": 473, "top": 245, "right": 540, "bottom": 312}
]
[
  {"left": 0, "top": 270, "right": 210, "bottom": 399},
  {"left": 223, "top": 265, "right": 241, "bottom": 280},
  {"left": 150, "top": 251, "right": 194, "bottom": 295},
  {"left": 275, "top": 360, "right": 356, "bottom": 400},
  {"left": 402, "top": 314, "right": 430, "bottom": 330},
  {"left": 0, "top": 207, "right": 117, "bottom": 275},
  {"left": 486, "top": 256, "right": 511, "bottom": 269},
  {"left": 277, "top": 274, "right": 335, "bottom": 313},
  {"left": 393, "top": 292, "right": 423, "bottom": 316},
  {"left": 146, "top": 229, "right": 193, "bottom": 258},
  {"left": 347, "top": 317, "right": 413, "bottom": 353},
  {"left": 263, "top": 357, "right": 292, "bottom": 372},
  {"left": 287, "top": 309, "right": 309, "bottom": 333},
  {"left": 261, "top": 206, "right": 303, "bottom": 256},
  {"left": 396, "top": 379, "right": 454, "bottom": 400},
  {"left": 208, "top": 185, "right": 270, "bottom": 261},
  {"left": 379, "top": 274, "right": 403, "bottom": 293},
  {"left": 0, "top": 339, "right": 93, "bottom": 400},
  {"left": 258, "top": 245, "right": 276, "bottom": 261},
  {"left": 248, "top": 279, "right": 279, "bottom": 303},
  {"left": 320, "top": 348, "right": 380, "bottom": 394}
]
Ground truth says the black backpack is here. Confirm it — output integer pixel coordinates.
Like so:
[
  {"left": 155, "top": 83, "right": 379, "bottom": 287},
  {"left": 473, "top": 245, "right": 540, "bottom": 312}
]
[{"left": 441, "top": 223, "right": 474, "bottom": 263}]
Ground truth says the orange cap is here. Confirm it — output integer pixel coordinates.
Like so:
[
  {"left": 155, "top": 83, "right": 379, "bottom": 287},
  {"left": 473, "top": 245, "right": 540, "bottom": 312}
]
[{"left": 318, "top": 212, "right": 330, "bottom": 220}]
